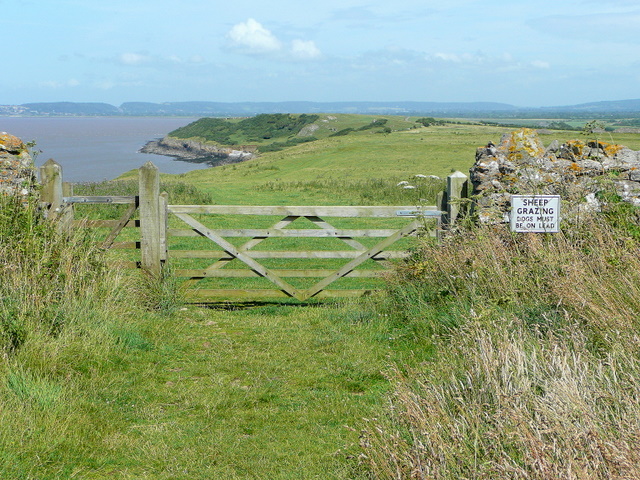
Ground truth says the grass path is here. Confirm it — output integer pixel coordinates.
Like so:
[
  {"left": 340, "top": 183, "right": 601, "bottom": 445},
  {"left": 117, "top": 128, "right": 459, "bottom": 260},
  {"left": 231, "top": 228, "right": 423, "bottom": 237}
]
[{"left": 1, "top": 298, "right": 430, "bottom": 479}]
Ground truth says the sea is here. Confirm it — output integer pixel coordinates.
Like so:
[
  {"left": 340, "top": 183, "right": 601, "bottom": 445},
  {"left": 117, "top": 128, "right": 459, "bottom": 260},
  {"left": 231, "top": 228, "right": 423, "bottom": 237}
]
[{"left": 0, "top": 116, "right": 209, "bottom": 183}]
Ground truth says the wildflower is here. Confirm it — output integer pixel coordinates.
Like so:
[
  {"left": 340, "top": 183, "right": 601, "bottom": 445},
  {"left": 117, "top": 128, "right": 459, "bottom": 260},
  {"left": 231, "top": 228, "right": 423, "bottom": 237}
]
[
  {"left": 414, "top": 174, "right": 427, "bottom": 178},
  {"left": 397, "top": 181, "right": 409, "bottom": 186},
  {"left": 20, "top": 188, "right": 29, "bottom": 196},
  {"left": 403, "top": 185, "right": 416, "bottom": 189},
  {"left": 428, "top": 175, "right": 441, "bottom": 180}
]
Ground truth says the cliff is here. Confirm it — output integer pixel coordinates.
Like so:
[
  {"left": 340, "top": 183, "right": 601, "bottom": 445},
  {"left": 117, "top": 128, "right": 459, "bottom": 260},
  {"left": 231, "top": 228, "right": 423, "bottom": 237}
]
[{"left": 140, "top": 136, "right": 256, "bottom": 165}]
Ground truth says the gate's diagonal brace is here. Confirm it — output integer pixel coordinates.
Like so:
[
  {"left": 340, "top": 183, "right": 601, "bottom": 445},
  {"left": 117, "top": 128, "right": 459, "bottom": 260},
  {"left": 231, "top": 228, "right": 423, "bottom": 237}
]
[
  {"left": 299, "top": 219, "right": 421, "bottom": 301},
  {"left": 204, "top": 215, "right": 299, "bottom": 270},
  {"left": 304, "top": 215, "right": 367, "bottom": 250},
  {"left": 101, "top": 201, "right": 139, "bottom": 249},
  {"left": 174, "top": 213, "right": 302, "bottom": 299},
  {"left": 180, "top": 215, "right": 299, "bottom": 289},
  {"left": 305, "top": 215, "right": 394, "bottom": 269}
]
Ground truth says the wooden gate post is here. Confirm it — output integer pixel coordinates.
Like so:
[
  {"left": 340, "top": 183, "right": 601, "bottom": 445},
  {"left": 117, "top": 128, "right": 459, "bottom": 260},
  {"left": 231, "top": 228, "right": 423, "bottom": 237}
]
[
  {"left": 446, "top": 171, "right": 468, "bottom": 226},
  {"left": 58, "top": 181, "right": 75, "bottom": 232},
  {"left": 159, "top": 191, "right": 169, "bottom": 262},
  {"left": 139, "top": 161, "right": 163, "bottom": 277},
  {"left": 39, "top": 159, "right": 63, "bottom": 219}
]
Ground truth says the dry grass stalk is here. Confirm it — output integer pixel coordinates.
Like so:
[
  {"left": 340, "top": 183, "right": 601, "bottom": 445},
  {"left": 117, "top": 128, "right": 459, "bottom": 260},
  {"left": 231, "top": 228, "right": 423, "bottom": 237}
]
[{"left": 365, "top": 212, "right": 640, "bottom": 479}]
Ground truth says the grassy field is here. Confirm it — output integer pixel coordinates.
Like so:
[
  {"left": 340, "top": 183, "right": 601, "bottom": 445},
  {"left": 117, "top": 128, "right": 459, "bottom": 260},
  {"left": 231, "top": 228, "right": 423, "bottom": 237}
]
[
  {"left": 121, "top": 118, "right": 640, "bottom": 204},
  {"left": 3, "top": 119, "right": 640, "bottom": 478}
]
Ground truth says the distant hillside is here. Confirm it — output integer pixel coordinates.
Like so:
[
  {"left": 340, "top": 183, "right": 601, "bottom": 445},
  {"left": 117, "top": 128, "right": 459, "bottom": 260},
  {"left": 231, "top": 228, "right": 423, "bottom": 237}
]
[
  {"left": 164, "top": 113, "right": 433, "bottom": 153},
  {"left": 121, "top": 101, "right": 519, "bottom": 117},
  {"left": 169, "top": 114, "right": 321, "bottom": 151},
  {"left": 2, "top": 99, "right": 640, "bottom": 117},
  {"left": 20, "top": 102, "right": 121, "bottom": 115},
  {"left": 544, "top": 99, "right": 640, "bottom": 113}
]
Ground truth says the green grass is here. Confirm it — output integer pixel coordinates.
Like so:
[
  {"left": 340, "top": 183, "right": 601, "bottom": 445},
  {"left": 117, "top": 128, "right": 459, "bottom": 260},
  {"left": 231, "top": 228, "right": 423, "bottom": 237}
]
[
  {"left": 5, "top": 120, "right": 640, "bottom": 478},
  {"left": 120, "top": 122, "right": 521, "bottom": 204},
  {"left": 0, "top": 173, "right": 434, "bottom": 478},
  {"left": 131, "top": 122, "right": 640, "bottom": 205},
  {"left": 0, "top": 297, "right": 432, "bottom": 479}
]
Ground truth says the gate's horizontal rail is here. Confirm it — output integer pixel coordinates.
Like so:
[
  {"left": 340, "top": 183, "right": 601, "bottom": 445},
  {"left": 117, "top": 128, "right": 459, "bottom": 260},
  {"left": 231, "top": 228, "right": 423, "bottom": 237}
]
[
  {"left": 169, "top": 250, "right": 407, "bottom": 259},
  {"left": 175, "top": 268, "right": 386, "bottom": 278},
  {"left": 168, "top": 228, "right": 406, "bottom": 238},
  {"left": 73, "top": 219, "right": 140, "bottom": 228},
  {"left": 184, "top": 289, "right": 375, "bottom": 300},
  {"left": 63, "top": 196, "right": 137, "bottom": 204},
  {"left": 168, "top": 205, "right": 438, "bottom": 217},
  {"left": 111, "top": 241, "right": 140, "bottom": 249}
]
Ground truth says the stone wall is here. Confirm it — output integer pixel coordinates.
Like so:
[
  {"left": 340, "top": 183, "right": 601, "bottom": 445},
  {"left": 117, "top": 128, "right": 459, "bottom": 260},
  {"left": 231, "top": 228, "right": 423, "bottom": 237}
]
[
  {"left": 0, "top": 132, "right": 36, "bottom": 196},
  {"left": 470, "top": 128, "right": 640, "bottom": 223}
]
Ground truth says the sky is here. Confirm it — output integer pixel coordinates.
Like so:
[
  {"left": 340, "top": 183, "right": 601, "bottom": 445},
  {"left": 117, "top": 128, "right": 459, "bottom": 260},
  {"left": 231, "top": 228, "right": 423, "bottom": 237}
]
[{"left": 3, "top": 0, "right": 639, "bottom": 107}]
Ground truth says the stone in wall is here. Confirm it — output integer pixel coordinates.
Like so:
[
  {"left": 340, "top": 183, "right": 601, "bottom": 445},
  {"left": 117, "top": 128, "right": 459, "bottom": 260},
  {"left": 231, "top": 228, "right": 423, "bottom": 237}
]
[
  {"left": 470, "top": 128, "right": 640, "bottom": 223},
  {"left": 0, "top": 132, "right": 36, "bottom": 196}
]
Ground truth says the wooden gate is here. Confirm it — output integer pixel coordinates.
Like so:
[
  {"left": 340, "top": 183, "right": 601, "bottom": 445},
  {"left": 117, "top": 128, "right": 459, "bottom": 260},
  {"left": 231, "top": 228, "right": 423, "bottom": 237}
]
[
  {"left": 40, "top": 160, "right": 469, "bottom": 302},
  {"left": 167, "top": 205, "right": 442, "bottom": 301}
]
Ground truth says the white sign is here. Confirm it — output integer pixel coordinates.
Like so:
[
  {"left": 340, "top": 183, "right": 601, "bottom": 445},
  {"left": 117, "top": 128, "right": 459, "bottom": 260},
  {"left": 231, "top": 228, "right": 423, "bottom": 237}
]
[{"left": 510, "top": 195, "right": 560, "bottom": 233}]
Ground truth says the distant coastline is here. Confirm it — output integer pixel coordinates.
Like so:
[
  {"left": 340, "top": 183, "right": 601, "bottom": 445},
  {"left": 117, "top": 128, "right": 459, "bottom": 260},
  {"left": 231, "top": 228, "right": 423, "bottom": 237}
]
[{"left": 4, "top": 99, "right": 640, "bottom": 118}]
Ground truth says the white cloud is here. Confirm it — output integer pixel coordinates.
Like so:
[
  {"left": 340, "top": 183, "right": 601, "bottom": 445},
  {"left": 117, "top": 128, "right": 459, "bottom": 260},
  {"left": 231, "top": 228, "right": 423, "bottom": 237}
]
[
  {"left": 227, "top": 18, "right": 282, "bottom": 54},
  {"left": 433, "top": 52, "right": 462, "bottom": 62},
  {"left": 291, "top": 39, "right": 322, "bottom": 60},
  {"left": 429, "top": 51, "right": 551, "bottom": 72},
  {"left": 226, "top": 19, "right": 322, "bottom": 61},
  {"left": 119, "top": 52, "right": 150, "bottom": 66},
  {"left": 431, "top": 52, "right": 488, "bottom": 64}
]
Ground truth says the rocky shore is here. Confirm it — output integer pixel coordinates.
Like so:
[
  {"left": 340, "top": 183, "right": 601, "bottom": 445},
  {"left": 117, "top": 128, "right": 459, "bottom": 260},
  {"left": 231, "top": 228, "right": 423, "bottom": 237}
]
[{"left": 140, "top": 136, "right": 256, "bottom": 165}]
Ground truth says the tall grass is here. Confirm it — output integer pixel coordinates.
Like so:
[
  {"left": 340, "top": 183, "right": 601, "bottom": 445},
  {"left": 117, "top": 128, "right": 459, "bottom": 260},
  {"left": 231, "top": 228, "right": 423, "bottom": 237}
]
[
  {"left": 362, "top": 205, "right": 640, "bottom": 479},
  {"left": 0, "top": 192, "right": 125, "bottom": 354}
]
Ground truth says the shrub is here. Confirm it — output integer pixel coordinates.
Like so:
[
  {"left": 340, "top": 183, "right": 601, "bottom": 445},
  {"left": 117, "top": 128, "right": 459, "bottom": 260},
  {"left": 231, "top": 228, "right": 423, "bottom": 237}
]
[{"left": 329, "top": 128, "right": 354, "bottom": 137}]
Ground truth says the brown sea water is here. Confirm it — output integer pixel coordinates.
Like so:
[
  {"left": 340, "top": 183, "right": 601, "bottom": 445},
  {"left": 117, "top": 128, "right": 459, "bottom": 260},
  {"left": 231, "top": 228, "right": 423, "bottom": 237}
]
[{"left": 0, "top": 116, "right": 208, "bottom": 182}]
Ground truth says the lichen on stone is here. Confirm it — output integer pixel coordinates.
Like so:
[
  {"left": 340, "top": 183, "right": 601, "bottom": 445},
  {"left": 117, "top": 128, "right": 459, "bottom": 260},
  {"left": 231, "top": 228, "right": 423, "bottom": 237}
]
[
  {"left": 470, "top": 129, "right": 640, "bottom": 223},
  {"left": 0, "top": 133, "right": 36, "bottom": 196}
]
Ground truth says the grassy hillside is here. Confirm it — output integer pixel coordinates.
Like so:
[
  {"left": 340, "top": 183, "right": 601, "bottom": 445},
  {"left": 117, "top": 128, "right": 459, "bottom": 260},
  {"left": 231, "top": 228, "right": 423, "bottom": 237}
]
[
  {"left": 129, "top": 121, "right": 517, "bottom": 204},
  {"left": 168, "top": 113, "right": 427, "bottom": 149},
  {"left": 138, "top": 118, "right": 640, "bottom": 205}
]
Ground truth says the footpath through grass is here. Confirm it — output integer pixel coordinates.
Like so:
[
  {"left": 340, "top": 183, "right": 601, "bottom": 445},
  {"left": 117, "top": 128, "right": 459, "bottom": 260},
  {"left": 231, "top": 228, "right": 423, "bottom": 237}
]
[{"left": 0, "top": 295, "right": 432, "bottom": 479}]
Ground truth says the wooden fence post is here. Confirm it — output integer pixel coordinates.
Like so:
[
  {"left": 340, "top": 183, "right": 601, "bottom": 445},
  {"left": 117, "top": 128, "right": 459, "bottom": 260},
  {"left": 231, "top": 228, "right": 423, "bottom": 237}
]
[
  {"left": 39, "top": 159, "right": 63, "bottom": 219},
  {"left": 159, "top": 191, "right": 169, "bottom": 262},
  {"left": 59, "top": 182, "right": 75, "bottom": 232},
  {"left": 446, "top": 171, "right": 468, "bottom": 226},
  {"left": 139, "top": 161, "right": 162, "bottom": 277}
]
